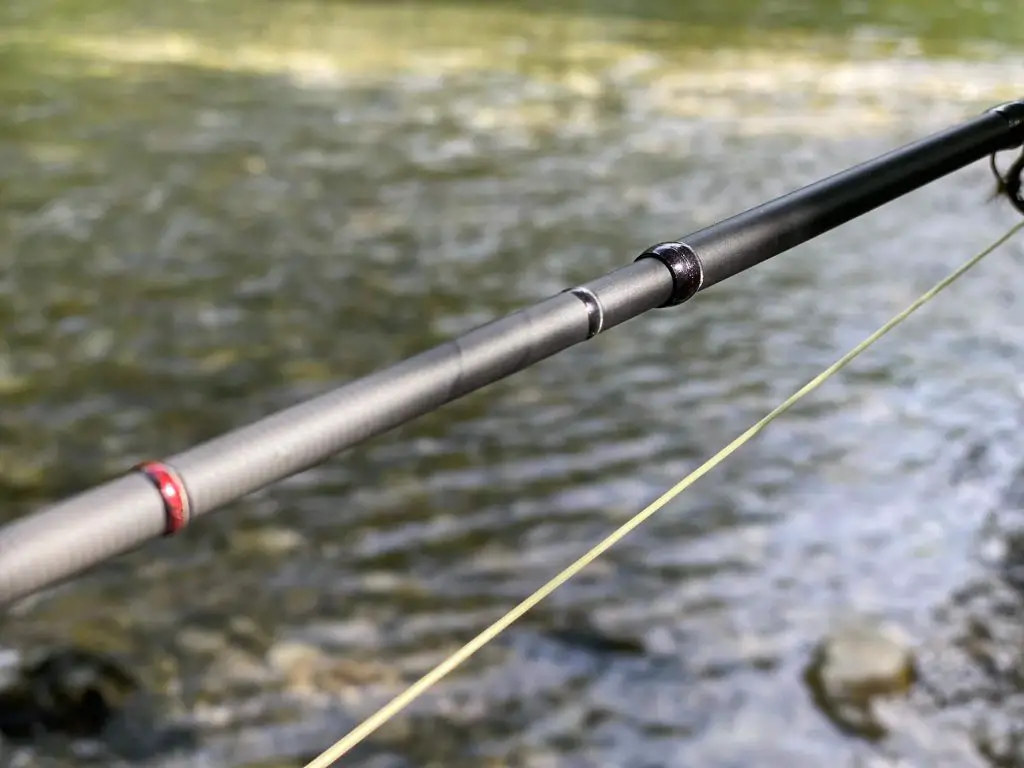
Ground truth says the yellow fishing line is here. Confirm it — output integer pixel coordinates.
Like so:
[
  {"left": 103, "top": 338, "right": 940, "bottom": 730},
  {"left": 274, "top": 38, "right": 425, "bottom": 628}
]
[{"left": 303, "top": 221, "right": 1024, "bottom": 768}]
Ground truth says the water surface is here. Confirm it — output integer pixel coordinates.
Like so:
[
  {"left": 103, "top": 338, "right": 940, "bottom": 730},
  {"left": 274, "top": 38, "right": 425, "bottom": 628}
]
[{"left": 3, "top": 1, "right": 1024, "bottom": 766}]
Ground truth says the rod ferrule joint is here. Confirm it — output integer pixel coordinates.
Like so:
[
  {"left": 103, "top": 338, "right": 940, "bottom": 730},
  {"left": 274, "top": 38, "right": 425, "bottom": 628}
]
[
  {"left": 135, "top": 461, "right": 192, "bottom": 536},
  {"left": 635, "top": 241, "right": 703, "bottom": 307},
  {"left": 565, "top": 286, "right": 605, "bottom": 338}
]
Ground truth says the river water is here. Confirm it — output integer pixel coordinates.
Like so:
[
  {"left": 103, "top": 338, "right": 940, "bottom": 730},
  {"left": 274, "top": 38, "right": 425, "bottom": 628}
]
[{"left": 3, "top": 1, "right": 1024, "bottom": 766}]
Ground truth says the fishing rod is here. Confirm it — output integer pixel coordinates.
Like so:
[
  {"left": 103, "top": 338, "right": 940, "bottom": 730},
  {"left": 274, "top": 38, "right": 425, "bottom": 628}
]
[{"left": 1, "top": 99, "right": 1022, "bottom": 610}]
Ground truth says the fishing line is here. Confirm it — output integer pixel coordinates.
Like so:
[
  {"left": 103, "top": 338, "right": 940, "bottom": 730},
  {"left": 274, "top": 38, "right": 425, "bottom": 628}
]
[
  {"left": 301, "top": 219, "right": 1024, "bottom": 768},
  {"left": 991, "top": 150, "right": 1024, "bottom": 215}
]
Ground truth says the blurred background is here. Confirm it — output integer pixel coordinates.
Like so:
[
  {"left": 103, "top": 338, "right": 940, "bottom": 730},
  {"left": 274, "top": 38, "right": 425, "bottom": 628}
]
[{"left": 2, "top": 0, "right": 1024, "bottom": 766}]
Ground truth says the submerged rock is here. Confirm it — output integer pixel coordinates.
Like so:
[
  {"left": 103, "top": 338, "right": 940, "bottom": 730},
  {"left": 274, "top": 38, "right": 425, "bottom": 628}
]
[
  {"left": 803, "top": 616, "right": 917, "bottom": 741},
  {"left": 541, "top": 610, "right": 647, "bottom": 656},
  {"left": 0, "top": 647, "right": 141, "bottom": 740},
  {"left": 267, "top": 638, "right": 400, "bottom": 699}
]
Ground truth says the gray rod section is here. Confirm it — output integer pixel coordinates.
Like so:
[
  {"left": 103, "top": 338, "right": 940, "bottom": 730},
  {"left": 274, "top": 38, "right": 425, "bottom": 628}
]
[
  {"left": 0, "top": 475, "right": 166, "bottom": 607},
  {"left": 0, "top": 261, "right": 671, "bottom": 606},
  {"left": 173, "top": 260, "right": 670, "bottom": 514}
]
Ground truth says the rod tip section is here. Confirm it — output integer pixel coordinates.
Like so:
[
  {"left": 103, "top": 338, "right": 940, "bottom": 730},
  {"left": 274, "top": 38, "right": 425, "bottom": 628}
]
[
  {"left": 634, "top": 242, "right": 704, "bottom": 307},
  {"left": 991, "top": 100, "right": 1024, "bottom": 136}
]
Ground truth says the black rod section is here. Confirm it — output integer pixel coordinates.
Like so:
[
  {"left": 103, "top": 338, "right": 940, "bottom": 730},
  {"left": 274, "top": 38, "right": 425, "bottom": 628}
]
[
  {"left": 0, "top": 101, "right": 1021, "bottom": 608},
  {"left": 685, "top": 101, "right": 1024, "bottom": 288}
]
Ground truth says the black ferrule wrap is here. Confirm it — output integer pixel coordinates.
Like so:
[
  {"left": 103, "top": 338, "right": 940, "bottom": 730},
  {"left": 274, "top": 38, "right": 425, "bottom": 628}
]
[{"left": 635, "top": 242, "right": 704, "bottom": 307}]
